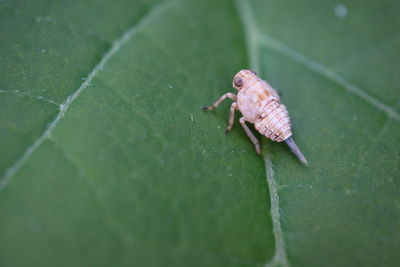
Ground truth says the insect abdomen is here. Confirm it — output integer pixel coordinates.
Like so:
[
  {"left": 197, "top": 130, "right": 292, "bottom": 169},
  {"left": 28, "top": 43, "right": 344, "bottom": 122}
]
[{"left": 254, "top": 100, "right": 292, "bottom": 142}]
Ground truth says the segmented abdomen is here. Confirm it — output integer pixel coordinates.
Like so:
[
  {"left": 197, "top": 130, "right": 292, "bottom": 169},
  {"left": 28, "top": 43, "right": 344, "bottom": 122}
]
[{"left": 254, "top": 100, "right": 292, "bottom": 142}]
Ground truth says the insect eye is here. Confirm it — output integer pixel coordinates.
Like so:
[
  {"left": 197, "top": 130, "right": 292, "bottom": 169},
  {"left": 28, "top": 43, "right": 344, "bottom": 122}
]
[{"left": 234, "top": 77, "right": 243, "bottom": 88}]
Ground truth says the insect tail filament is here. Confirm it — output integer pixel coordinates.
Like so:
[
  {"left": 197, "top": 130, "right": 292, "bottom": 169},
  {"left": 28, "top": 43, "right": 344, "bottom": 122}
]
[{"left": 284, "top": 137, "right": 308, "bottom": 165}]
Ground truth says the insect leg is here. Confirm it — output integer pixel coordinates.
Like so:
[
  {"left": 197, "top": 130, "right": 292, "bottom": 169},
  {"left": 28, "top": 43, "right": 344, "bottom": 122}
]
[
  {"left": 202, "top": 92, "right": 237, "bottom": 110},
  {"left": 239, "top": 117, "right": 261, "bottom": 155},
  {"left": 225, "top": 102, "right": 238, "bottom": 134}
]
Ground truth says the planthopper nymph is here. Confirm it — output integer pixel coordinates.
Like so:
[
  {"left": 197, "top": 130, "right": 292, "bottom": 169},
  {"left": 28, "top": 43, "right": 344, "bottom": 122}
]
[{"left": 203, "top": 69, "right": 308, "bottom": 165}]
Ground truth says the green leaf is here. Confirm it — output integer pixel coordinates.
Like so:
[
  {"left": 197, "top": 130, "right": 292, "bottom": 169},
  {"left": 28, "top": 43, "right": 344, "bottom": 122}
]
[
  {"left": 0, "top": 1, "right": 273, "bottom": 266},
  {"left": 238, "top": 0, "right": 400, "bottom": 266},
  {"left": 0, "top": 0, "right": 399, "bottom": 266}
]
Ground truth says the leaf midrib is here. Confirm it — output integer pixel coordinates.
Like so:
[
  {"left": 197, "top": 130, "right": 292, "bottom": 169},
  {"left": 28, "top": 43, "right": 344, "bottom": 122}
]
[
  {"left": 235, "top": 1, "right": 290, "bottom": 266},
  {"left": 236, "top": 0, "right": 400, "bottom": 266},
  {"left": 2, "top": 1, "right": 397, "bottom": 265}
]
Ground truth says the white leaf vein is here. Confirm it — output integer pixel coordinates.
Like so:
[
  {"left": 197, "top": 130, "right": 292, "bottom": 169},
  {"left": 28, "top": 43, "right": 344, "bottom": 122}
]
[
  {"left": 0, "top": 1, "right": 172, "bottom": 189},
  {"left": 235, "top": 1, "right": 290, "bottom": 266}
]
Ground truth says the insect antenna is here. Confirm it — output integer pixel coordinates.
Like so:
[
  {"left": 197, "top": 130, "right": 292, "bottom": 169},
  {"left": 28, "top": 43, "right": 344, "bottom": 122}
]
[{"left": 284, "top": 137, "right": 308, "bottom": 166}]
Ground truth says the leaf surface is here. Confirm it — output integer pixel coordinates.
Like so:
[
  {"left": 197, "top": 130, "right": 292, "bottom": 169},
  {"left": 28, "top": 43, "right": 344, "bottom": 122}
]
[
  {"left": 1, "top": 0, "right": 399, "bottom": 266},
  {"left": 0, "top": 0, "right": 275, "bottom": 266},
  {"left": 239, "top": 0, "right": 400, "bottom": 266}
]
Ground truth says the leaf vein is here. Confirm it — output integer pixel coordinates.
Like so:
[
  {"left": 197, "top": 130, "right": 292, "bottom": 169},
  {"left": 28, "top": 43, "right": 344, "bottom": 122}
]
[
  {"left": 263, "top": 153, "right": 290, "bottom": 267},
  {"left": 0, "top": 89, "right": 61, "bottom": 106},
  {"left": 0, "top": 1, "right": 171, "bottom": 190},
  {"left": 235, "top": 1, "right": 290, "bottom": 266},
  {"left": 258, "top": 34, "right": 400, "bottom": 121}
]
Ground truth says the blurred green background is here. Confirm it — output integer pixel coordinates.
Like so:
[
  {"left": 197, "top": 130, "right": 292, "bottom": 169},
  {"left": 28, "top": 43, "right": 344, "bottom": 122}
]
[{"left": 0, "top": 0, "right": 399, "bottom": 266}]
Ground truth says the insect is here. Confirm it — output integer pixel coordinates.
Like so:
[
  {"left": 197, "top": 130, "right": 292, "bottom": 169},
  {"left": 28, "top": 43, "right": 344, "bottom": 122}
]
[{"left": 203, "top": 69, "right": 308, "bottom": 165}]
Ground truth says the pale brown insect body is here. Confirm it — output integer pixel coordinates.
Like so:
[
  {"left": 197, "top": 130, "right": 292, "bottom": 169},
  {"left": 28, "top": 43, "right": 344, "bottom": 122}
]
[{"left": 203, "top": 69, "right": 307, "bottom": 165}]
